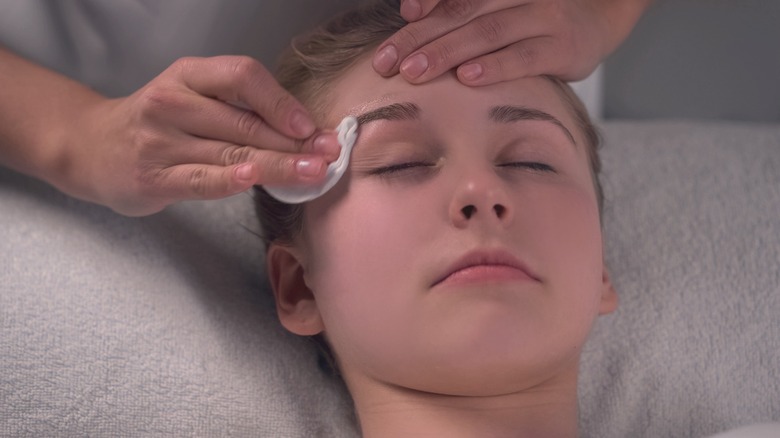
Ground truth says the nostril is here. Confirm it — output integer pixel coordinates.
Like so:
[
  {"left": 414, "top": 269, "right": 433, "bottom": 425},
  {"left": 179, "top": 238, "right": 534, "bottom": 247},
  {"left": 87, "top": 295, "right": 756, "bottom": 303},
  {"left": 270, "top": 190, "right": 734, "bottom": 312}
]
[
  {"left": 493, "top": 204, "right": 506, "bottom": 218},
  {"left": 461, "top": 205, "right": 476, "bottom": 219}
]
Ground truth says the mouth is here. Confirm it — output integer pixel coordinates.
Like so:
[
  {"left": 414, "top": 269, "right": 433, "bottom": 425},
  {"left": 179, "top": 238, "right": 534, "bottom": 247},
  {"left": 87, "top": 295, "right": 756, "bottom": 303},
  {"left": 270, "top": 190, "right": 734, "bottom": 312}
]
[{"left": 432, "top": 249, "right": 540, "bottom": 288}]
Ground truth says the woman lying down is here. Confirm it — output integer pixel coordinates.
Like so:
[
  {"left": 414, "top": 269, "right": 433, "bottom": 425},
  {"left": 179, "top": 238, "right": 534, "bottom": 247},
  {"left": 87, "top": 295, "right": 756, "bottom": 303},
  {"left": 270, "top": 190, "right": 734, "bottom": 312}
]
[
  {"left": 255, "top": 1, "right": 616, "bottom": 436},
  {"left": 253, "top": 2, "right": 780, "bottom": 437}
]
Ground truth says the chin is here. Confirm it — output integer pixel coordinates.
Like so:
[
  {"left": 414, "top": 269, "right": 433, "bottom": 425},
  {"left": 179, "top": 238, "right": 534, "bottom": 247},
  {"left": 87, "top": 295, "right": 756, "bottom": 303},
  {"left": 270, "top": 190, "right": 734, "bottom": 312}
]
[
  {"left": 395, "top": 339, "right": 582, "bottom": 397},
  {"left": 408, "top": 358, "right": 574, "bottom": 397}
]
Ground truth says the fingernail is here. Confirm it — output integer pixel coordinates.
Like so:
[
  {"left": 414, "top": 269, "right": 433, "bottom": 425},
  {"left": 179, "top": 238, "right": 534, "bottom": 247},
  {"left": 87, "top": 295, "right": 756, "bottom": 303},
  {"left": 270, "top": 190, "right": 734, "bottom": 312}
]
[
  {"left": 290, "top": 109, "right": 315, "bottom": 137},
  {"left": 313, "top": 134, "right": 341, "bottom": 160},
  {"left": 400, "top": 53, "right": 428, "bottom": 79},
  {"left": 400, "top": 0, "right": 422, "bottom": 21},
  {"left": 234, "top": 163, "right": 253, "bottom": 182},
  {"left": 459, "top": 63, "right": 483, "bottom": 82},
  {"left": 296, "top": 158, "right": 325, "bottom": 177},
  {"left": 373, "top": 45, "right": 398, "bottom": 74}
]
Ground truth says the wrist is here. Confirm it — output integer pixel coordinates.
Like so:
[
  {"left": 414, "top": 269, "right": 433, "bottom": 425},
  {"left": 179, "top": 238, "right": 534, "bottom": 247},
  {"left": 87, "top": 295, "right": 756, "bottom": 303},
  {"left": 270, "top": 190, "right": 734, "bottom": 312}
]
[{"left": 42, "top": 93, "right": 110, "bottom": 204}]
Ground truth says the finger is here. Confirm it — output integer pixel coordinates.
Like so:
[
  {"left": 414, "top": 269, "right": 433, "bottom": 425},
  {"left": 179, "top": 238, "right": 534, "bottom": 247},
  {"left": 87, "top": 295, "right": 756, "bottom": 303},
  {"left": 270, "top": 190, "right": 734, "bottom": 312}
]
[
  {"left": 398, "top": 6, "right": 536, "bottom": 83},
  {"left": 148, "top": 163, "right": 257, "bottom": 202},
  {"left": 457, "top": 36, "right": 590, "bottom": 85},
  {"left": 170, "top": 137, "right": 340, "bottom": 172},
  {"left": 147, "top": 89, "right": 341, "bottom": 156},
  {"left": 400, "top": 0, "right": 440, "bottom": 21},
  {"left": 149, "top": 153, "right": 329, "bottom": 203},
  {"left": 145, "top": 90, "right": 302, "bottom": 152},
  {"left": 374, "top": 0, "right": 482, "bottom": 76},
  {"left": 174, "top": 56, "right": 316, "bottom": 139},
  {"left": 237, "top": 151, "right": 330, "bottom": 187},
  {"left": 373, "top": 0, "right": 514, "bottom": 76}
]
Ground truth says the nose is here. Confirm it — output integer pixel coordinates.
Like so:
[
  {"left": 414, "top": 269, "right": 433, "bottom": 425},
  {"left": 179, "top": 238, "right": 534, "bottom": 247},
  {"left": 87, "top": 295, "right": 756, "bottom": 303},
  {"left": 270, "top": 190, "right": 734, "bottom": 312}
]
[
  {"left": 449, "top": 174, "right": 513, "bottom": 229},
  {"left": 459, "top": 203, "right": 507, "bottom": 220}
]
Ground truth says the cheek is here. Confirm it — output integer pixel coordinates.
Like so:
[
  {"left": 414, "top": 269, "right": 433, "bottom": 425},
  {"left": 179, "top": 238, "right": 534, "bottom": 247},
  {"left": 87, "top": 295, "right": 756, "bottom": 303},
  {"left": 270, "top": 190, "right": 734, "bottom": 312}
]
[
  {"left": 496, "top": 181, "right": 605, "bottom": 376},
  {"left": 300, "top": 186, "right": 435, "bottom": 359},
  {"left": 305, "top": 193, "right": 423, "bottom": 280},
  {"left": 528, "top": 181, "right": 605, "bottom": 314},
  {"left": 304, "top": 179, "right": 440, "bottom": 277}
]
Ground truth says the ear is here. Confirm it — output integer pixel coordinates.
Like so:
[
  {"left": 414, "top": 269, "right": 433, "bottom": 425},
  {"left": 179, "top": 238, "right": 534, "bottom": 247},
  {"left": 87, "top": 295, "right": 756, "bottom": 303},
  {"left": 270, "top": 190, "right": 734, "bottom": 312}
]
[
  {"left": 267, "top": 244, "right": 324, "bottom": 336},
  {"left": 598, "top": 266, "right": 618, "bottom": 315}
]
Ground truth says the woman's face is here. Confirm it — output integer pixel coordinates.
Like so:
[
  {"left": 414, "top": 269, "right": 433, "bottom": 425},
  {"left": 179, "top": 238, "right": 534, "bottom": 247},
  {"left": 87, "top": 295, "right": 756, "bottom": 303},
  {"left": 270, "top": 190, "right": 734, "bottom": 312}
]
[{"left": 270, "top": 57, "right": 616, "bottom": 396}]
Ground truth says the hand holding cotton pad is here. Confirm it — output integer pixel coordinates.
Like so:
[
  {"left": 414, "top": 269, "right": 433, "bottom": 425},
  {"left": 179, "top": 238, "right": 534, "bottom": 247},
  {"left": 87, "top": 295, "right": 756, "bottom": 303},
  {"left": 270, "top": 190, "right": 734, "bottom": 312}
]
[{"left": 264, "top": 116, "right": 358, "bottom": 204}]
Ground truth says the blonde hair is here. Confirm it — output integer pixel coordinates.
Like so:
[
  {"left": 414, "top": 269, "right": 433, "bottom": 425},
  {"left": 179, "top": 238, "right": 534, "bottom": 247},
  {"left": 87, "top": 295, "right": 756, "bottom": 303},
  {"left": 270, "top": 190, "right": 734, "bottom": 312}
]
[{"left": 254, "top": 0, "right": 603, "bottom": 248}]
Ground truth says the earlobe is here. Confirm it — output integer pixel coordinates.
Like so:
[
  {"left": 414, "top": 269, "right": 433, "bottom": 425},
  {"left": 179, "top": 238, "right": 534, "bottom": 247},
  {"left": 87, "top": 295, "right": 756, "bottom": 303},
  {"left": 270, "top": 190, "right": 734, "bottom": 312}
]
[
  {"left": 267, "top": 244, "right": 324, "bottom": 336},
  {"left": 599, "top": 267, "right": 619, "bottom": 315}
]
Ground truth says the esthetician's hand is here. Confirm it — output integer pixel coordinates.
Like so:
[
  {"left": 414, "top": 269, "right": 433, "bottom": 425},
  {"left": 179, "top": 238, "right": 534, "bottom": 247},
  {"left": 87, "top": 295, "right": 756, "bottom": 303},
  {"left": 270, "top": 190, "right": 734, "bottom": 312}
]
[
  {"left": 373, "top": 0, "right": 651, "bottom": 85},
  {"left": 0, "top": 50, "right": 341, "bottom": 216},
  {"left": 75, "top": 56, "right": 342, "bottom": 216}
]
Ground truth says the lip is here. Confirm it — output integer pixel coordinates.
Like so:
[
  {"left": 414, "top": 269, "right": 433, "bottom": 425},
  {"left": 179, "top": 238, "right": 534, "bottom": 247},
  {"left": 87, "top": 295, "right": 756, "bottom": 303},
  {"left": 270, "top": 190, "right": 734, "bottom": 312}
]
[{"left": 432, "top": 249, "right": 540, "bottom": 288}]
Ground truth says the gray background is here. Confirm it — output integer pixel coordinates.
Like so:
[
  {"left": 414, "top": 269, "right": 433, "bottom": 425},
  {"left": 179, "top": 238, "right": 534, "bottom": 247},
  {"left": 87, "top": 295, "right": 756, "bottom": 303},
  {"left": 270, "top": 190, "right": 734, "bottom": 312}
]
[
  {"left": 3, "top": 0, "right": 777, "bottom": 122},
  {"left": 603, "top": 0, "right": 780, "bottom": 122}
]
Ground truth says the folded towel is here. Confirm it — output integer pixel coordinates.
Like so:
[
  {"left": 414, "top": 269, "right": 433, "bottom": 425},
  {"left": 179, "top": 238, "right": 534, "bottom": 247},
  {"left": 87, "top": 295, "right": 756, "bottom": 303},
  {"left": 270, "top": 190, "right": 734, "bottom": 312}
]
[
  {"left": 579, "top": 121, "right": 780, "bottom": 438},
  {"left": 1, "top": 120, "right": 778, "bottom": 437}
]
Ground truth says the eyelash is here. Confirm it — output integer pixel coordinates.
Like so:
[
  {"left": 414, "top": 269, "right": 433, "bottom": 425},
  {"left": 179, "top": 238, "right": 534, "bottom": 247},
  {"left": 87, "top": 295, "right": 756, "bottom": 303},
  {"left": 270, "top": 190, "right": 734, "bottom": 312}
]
[
  {"left": 369, "top": 161, "right": 555, "bottom": 177},
  {"left": 498, "top": 161, "right": 556, "bottom": 173},
  {"left": 369, "top": 161, "right": 435, "bottom": 176}
]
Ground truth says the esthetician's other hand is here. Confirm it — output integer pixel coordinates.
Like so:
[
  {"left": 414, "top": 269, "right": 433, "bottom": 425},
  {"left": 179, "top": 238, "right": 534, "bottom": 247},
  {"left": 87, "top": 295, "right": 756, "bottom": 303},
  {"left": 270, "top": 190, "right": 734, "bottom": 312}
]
[
  {"left": 0, "top": 50, "right": 341, "bottom": 216},
  {"left": 373, "top": 0, "right": 651, "bottom": 85}
]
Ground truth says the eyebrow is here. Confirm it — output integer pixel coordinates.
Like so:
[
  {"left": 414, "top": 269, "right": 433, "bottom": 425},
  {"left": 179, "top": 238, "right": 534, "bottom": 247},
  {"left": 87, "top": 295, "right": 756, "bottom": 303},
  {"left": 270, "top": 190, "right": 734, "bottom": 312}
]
[
  {"left": 489, "top": 105, "right": 576, "bottom": 146},
  {"left": 356, "top": 102, "right": 420, "bottom": 125},
  {"left": 355, "top": 101, "right": 576, "bottom": 146}
]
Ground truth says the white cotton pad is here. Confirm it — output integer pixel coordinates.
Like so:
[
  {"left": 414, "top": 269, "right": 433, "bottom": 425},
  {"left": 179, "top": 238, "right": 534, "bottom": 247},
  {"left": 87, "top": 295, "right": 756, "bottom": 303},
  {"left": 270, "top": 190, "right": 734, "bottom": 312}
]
[{"left": 264, "top": 116, "right": 359, "bottom": 204}]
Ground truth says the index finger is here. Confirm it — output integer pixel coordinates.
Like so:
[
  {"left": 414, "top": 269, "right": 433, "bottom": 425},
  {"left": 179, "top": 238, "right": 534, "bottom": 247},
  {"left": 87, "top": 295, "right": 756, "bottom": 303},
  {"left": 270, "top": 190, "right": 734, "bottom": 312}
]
[
  {"left": 374, "top": 0, "right": 500, "bottom": 76},
  {"left": 399, "top": 0, "right": 441, "bottom": 21},
  {"left": 175, "top": 56, "right": 316, "bottom": 139}
]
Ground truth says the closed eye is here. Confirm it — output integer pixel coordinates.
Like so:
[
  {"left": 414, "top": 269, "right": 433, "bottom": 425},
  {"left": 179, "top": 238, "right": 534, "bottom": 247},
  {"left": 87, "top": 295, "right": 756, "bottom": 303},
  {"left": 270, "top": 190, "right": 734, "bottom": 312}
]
[
  {"left": 368, "top": 161, "right": 437, "bottom": 176},
  {"left": 498, "top": 162, "right": 556, "bottom": 173}
]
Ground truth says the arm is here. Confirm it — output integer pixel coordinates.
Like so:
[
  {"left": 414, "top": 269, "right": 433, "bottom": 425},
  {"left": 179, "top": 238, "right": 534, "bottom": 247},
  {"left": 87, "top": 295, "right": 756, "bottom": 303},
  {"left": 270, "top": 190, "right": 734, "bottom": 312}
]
[
  {"left": 0, "top": 47, "right": 340, "bottom": 216},
  {"left": 0, "top": 47, "right": 100, "bottom": 190},
  {"left": 374, "top": 0, "right": 654, "bottom": 85}
]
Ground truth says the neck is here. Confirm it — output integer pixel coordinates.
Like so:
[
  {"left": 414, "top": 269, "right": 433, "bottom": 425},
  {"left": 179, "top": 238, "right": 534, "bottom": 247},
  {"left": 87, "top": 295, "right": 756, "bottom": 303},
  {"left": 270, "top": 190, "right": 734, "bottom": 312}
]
[{"left": 347, "top": 369, "right": 580, "bottom": 438}]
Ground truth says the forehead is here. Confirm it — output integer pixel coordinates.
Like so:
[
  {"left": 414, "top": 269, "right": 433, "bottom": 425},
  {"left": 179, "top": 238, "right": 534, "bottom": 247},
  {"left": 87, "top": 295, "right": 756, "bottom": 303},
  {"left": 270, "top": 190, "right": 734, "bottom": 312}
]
[{"left": 323, "top": 55, "right": 580, "bottom": 138}]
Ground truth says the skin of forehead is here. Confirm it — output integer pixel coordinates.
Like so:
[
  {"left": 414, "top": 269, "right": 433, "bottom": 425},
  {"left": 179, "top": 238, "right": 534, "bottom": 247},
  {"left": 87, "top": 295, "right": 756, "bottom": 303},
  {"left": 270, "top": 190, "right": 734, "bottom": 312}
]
[
  {"left": 321, "top": 58, "right": 585, "bottom": 148},
  {"left": 354, "top": 101, "right": 576, "bottom": 147}
]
